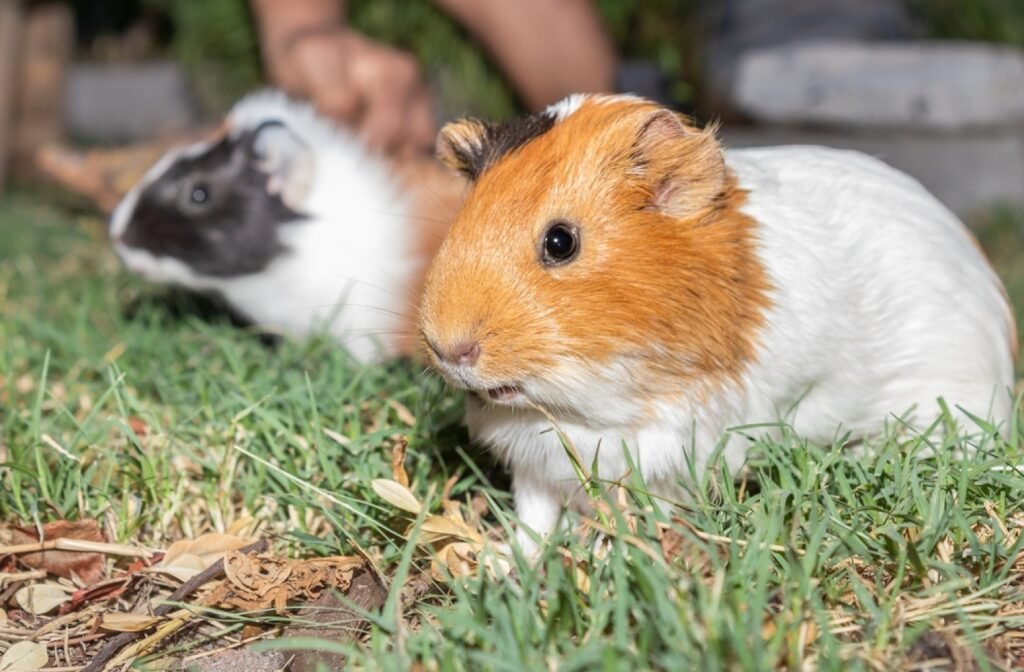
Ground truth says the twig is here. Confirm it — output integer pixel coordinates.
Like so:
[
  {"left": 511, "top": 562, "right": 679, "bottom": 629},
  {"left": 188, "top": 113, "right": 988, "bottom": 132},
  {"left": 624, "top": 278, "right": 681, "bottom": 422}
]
[
  {"left": 0, "top": 569, "right": 47, "bottom": 587},
  {"left": 182, "top": 629, "right": 275, "bottom": 662},
  {"left": 40, "top": 433, "right": 82, "bottom": 464},
  {"left": 0, "top": 538, "right": 151, "bottom": 559},
  {"left": 674, "top": 518, "right": 805, "bottom": 556},
  {"left": 101, "top": 609, "right": 194, "bottom": 669},
  {"left": 81, "top": 538, "right": 268, "bottom": 672},
  {"left": 44, "top": 632, "right": 107, "bottom": 648}
]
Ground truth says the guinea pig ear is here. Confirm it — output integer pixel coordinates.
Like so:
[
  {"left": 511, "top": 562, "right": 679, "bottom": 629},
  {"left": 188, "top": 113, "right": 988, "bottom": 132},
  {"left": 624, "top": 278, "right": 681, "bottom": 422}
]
[
  {"left": 633, "top": 110, "right": 727, "bottom": 219},
  {"left": 248, "top": 120, "right": 314, "bottom": 210},
  {"left": 436, "top": 118, "right": 488, "bottom": 179}
]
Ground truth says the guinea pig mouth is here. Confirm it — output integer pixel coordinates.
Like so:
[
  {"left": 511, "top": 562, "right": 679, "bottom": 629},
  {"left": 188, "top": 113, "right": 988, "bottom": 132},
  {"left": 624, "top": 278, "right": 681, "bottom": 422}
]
[{"left": 482, "top": 384, "right": 523, "bottom": 404}]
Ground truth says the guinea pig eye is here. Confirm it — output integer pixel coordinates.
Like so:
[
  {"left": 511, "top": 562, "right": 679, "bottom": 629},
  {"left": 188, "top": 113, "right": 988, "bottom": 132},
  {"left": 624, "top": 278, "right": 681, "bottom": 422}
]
[
  {"left": 541, "top": 221, "right": 579, "bottom": 266},
  {"left": 190, "top": 184, "right": 210, "bottom": 205}
]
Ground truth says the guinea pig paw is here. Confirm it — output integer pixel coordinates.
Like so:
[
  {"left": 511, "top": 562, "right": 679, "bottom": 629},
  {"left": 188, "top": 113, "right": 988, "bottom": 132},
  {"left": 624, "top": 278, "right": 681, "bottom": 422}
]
[{"left": 513, "top": 527, "right": 543, "bottom": 561}]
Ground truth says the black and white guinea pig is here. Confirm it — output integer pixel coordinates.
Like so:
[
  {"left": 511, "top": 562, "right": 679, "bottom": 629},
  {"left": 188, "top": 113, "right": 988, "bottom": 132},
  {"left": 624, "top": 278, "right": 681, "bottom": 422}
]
[{"left": 109, "top": 90, "right": 462, "bottom": 363}]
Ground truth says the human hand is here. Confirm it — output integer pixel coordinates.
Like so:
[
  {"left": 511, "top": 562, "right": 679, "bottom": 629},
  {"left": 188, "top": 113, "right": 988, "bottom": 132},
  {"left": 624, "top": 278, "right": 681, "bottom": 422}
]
[{"left": 268, "top": 27, "right": 435, "bottom": 156}]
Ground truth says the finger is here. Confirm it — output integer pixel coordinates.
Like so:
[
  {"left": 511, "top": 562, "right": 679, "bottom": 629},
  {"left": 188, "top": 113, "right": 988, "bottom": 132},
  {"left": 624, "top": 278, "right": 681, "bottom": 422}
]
[
  {"left": 359, "top": 95, "right": 407, "bottom": 154},
  {"left": 315, "top": 86, "right": 364, "bottom": 127},
  {"left": 291, "top": 36, "right": 362, "bottom": 123},
  {"left": 398, "top": 87, "right": 436, "bottom": 157},
  {"left": 351, "top": 53, "right": 421, "bottom": 153}
]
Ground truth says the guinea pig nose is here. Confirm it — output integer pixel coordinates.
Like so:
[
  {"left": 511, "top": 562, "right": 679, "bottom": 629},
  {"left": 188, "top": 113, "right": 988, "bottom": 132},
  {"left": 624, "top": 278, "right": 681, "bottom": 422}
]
[
  {"left": 424, "top": 337, "right": 481, "bottom": 367},
  {"left": 443, "top": 341, "right": 481, "bottom": 367}
]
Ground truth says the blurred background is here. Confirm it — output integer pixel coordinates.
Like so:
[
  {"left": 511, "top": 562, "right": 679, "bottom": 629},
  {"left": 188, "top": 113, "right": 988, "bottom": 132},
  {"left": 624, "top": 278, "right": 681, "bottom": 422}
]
[{"left": 0, "top": 0, "right": 1022, "bottom": 217}]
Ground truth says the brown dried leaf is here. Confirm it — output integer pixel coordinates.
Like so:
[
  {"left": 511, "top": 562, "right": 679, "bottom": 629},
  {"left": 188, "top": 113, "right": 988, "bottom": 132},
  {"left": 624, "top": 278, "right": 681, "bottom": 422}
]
[
  {"left": 61, "top": 577, "right": 131, "bottom": 614},
  {"left": 155, "top": 532, "right": 252, "bottom": 582},
  {"left": 390, "top": 437, "right": 409, "bottom": 487},
  {"left": 429, "top": 542, "right": 511, "bottom": 583},
  {"left": 430, "top": 542, "right": 477, "bottom": 582},
  {"left": 15, "top": 375, "right": 34, "bottom": 395},
  {"left": 224, "top": 552, "right": 293, "bottom": 598},
  {"left": 371, "top": 479, "right": 421, "bottom": 514},
  {"left": 99, "top": 612, "right": 164, "bottom": 632},
  {"left": 574, "top": 565, "right": 591, "bottom": 593},
  {"left": 154, "top": 553, "right": 207, "bottom": 583},
  {"left": 418, "top": 515, "right": 482, "bottom": 545},
  {"left": 226, "top": 517, "right": 258, "bottom": 539},
  {"left": 0, "top": 640, "right": 48, "bottom": 671},
  {"left": 127, "top": 416, "right": 149, "bottom": 437},
  {"left": 14, "top": 582, "right": 71, "bottom": 615},
  {"left": 8, "top": 520, "right": 106, "bottom": 585},
  {"left": 211, "top": 553, "right": 364, "bottom": 615},
  {"left": 388, "top": 400, "right": 416, "bottom": 427},
  {"left": 323, "top": 428, "right": 351, "bottom": 447}
]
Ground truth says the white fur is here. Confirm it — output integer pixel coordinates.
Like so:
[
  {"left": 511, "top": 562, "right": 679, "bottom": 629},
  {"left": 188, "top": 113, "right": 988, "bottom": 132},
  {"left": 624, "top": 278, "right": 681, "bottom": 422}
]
[
  {"left": 466, "top": 144, "right": 1016, "bottom": 553},
  {"left": 112, "top": 91, "right": 417, "bottom": 363},
  {"left": 544, "top": 93, "right": 644, "bottom": 122}
]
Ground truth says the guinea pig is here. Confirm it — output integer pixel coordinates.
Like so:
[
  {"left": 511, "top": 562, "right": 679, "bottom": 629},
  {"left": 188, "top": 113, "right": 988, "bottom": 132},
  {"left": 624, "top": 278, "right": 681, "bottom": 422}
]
[
  {"left": 418, "top": 93, "right": 1017, "bottom": 550},
  {"left": 110, "top": 90, "right": 462, "bottom": 363}
]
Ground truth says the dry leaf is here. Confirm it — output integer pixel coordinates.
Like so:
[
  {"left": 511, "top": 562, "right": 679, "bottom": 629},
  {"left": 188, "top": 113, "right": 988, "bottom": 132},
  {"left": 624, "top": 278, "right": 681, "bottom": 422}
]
[
  {"left": 0, "top": 640, "right": 48, "bottom": 671},
  {"left": 8, "top": 519, "right": 106, "bottom": 584},
  {"left": 14, "top": 582, "right": 71, "bottom": 615},
  {"left": 14, "top": 375, "right": 33, "bottom": 395},
  {"left": 390, "top": 438, "right": 409, "bottom": 487},
  {"left": 127, "top": 416, "right": 149, "bottom": 437},
  {"left": 430, "top": 542, "right": 478, "bottom": 582},
  {"left": 574, "top": 565, "right": 591, "bottom": 593},
  {"left": 61, "top": 577, "right": 131, "bottom": 614},
  {"left": 155, "top": 532, "right": 253, "bottom": 582},
  {"left": 371, "top": 479, "right": 421, "bottom": 514},
  {"left": 388, "top": 400, "right": 416, "bottom": 427},
  {"left": 418, "top": 515, "right": 482, "bottom": 545},
  {"left": 429, "top": 542, "right": 511, "bottom": 583},
  {"left": 323, "top": 428, "right": 350, "bottom": 447},
  {"left": 153, "top": 553, "right": 207, "bottom": 583},
  {"left": 226, "top": 517, "right": 258, "bottom": 538},
  {"left": 209, "top": 552, "right": 364, "bottom": 614},
  {"left": 99, "top": 612, "right": 164, "bottom": 632}
]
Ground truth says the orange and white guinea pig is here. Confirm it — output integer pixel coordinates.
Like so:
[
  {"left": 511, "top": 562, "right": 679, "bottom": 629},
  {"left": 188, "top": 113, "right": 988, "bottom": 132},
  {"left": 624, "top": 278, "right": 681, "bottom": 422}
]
[{"left": 418, "top": 93, "right": 1017, "bottom": 550}]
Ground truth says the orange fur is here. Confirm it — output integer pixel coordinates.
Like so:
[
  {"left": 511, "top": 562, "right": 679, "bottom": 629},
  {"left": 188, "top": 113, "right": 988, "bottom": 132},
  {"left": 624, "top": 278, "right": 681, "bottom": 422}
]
[
  {"left": 419, "top": 98, "right": 772, "bottom": 417},
  {"left": 386, "top": 154, "right": 468, "bottom": 356}
]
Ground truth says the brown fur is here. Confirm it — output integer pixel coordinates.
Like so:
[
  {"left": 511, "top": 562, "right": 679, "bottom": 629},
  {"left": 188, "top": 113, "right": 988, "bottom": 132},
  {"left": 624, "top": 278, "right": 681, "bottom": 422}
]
[
  {"left": 385, "top": 154, "right": 468, "bottom": 356},
  {"left": 419, "top": 98, "right": 773, "bottom": 414}
]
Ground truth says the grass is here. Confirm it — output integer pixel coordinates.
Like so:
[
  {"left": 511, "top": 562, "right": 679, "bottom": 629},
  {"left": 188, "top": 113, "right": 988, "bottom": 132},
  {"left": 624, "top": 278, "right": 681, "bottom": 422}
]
[{"left": 2, "top": 191, "right": 1024, "bottom": 670}]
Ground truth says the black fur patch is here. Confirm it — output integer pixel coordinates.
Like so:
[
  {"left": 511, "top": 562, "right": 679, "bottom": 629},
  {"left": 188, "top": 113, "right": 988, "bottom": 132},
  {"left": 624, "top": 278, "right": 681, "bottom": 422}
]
[
  {"left": 451, "top": 111, "right": 556, "bottom": 180},
  {"left": 119, "top": 127, "right": 306, "bottom": 278}
]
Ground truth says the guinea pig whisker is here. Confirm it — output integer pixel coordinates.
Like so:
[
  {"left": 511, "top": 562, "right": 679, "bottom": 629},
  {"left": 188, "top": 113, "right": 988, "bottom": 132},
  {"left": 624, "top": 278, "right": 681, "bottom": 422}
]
[
  {"left": 398, "top": 212, "right": 454, "bottom": 226},
  {"left": 299, "top": 302, "right": 410, "bottom": 319}
]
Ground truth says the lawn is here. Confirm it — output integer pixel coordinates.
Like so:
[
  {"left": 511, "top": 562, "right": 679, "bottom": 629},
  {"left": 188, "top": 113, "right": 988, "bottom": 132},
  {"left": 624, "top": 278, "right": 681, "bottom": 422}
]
[{"left": 1, "top": 190, "right": 1024, "bottom": 670}]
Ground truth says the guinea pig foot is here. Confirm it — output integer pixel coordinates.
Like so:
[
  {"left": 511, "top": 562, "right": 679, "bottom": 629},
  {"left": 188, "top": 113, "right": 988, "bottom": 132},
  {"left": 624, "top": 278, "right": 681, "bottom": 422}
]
[{"left": 512, "top": 528, "right": 540, "bottom": 559}]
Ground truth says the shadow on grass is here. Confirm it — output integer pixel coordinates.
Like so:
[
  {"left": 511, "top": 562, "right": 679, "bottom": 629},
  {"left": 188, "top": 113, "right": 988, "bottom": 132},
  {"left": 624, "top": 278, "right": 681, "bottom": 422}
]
[{"left": 121, "top": 287, "right": 282, "bottom": 347}]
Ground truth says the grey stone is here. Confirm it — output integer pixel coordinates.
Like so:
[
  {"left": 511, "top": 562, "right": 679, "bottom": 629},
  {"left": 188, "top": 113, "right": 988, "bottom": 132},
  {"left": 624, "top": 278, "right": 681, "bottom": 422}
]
[
  {"left": 722, "top": 125, "right": 1024, "bottom": 218},
  {"left": 701, "top": 0, "right": 916, "bottom": 102},
  {"left": 66, "top": 61, "right": 199, "bottom": 143},
  {"left": 733, "top": 41, "right": 1024, "bottom": 131}
]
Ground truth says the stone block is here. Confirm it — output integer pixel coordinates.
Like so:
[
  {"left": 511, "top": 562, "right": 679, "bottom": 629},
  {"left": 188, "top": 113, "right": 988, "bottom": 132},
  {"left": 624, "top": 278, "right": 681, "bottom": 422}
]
[
  {"left": 66, "top": 61, "right": 199, "bottom": 143},
  {"left": 733, "top": 41, "right": 1024, "bottom": 132}
]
